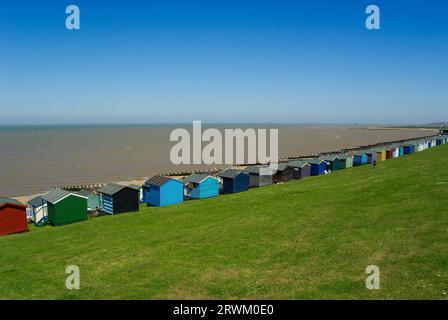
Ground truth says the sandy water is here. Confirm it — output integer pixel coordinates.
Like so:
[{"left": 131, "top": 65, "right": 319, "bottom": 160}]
[{"left": 0, "top": 124, "right": 437, "bottom": 197}]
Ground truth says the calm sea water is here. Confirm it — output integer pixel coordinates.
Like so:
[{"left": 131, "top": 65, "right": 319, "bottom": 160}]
[{"left": 0, "top": 124, "right": 436, "bottom": 197}]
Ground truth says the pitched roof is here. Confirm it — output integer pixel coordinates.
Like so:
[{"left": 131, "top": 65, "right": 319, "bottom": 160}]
[
  {"left": 305, "top": 158, "right": 327, "bottom": 165},
  {"left": 42, "top": 189, "right": 86, "bottom": 204},
  {"left": 320, "top": 155, "right": 339, "bottom": 162},
  {"left": 145, "top": 175, "right": 182, "bottom": 187},
  {"left": 184, "top": 173, "right": 217, "bottom": 184},
  {"left": 128, "top": 184, "right": 142, "bottom": 191},
  {"left": 269, "top": 163, "right": 289, "bottom": 172},
  {"left": 354, "top": 151, "right": 367, "bottom": 156},
  {"left": 76, "top": 189, "right": 92, "bottom": 197},
  {"left": 287, "top": 160, "right": 310, "bottom": 168},
  {"left": 27, "top": 195, "right": 46, "bottom": 207},
  {"left": 218, "top": 169, "right": 246, "bottom": 179},
  {"left": 337, "top": 154, "right": 352, "bottom": 160},
  {"left": 244, "top": 165, "right": 274, "bottom": 175},
  {"left": 0, "top": 196, "right": 24, "bottom": 207},
  {"left": 97, "top": 183, "right": 127, "bottom": 195}
]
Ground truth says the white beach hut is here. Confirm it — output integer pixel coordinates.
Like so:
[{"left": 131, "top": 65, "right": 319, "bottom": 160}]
[{"left": 27, "top": 195, "right": 48, "bottom": 224}]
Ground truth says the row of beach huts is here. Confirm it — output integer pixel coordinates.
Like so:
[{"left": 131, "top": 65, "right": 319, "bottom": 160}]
[{"left": 1, "top": 134, "right": 447, "bottom": 236}]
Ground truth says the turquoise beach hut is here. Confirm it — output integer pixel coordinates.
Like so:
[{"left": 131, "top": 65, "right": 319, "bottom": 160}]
[
  {"left": 143, "top": 175, "right": 184, "bottom": 207},
  {"left": 184, "top": 173, "right": 219, "bottom": 200},
  {"left": 353, "top": 152, "right": 368, "bottom": 166},
  {"left": 77, "top": 190, "right": 99, "bottom": 211}
]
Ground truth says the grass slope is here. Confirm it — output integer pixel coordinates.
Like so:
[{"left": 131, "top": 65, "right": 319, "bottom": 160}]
[{"left": 1, "top": 146, "right": 448, "bottom": 299}]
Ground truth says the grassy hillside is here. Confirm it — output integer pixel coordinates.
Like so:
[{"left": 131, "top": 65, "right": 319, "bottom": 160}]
[{"left": 1, "top": 145, "right": 447, "bottom": 299}]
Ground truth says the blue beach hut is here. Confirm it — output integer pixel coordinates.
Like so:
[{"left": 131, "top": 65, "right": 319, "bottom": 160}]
[
  {"left": 97, "top": 183, "right": 140, "bottom": 214},
  {"left": 184, "top": 173, "right": 219, "bottom": 200},
  {"left": 399, "top": 146, "right": 404, "bottom": 156},
  {"left": 143, "top": 175, "right": 184, "bottom": 207},
  {"left": 306, "top": 159, "right": 327, "bottom": 176},
  {"left": 353, "top": 152, "right": 368, "bottom": 166},
  {"left": 403, "top": 144, "right": 415, "bottom": 154},
  {"left": 218, "top": 169, "right": 249, "bottom": 194}
]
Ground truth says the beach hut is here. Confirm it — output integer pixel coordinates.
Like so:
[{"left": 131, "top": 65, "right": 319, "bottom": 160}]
[
  {"left": 0, "top": 197, "right": 28, "bottom": 236},
  {"left": 244, "top": 165, "right": 274, "bottom": 187},
  {"left": 287, "top": 160, "right": 311, "bottom": 179},
  {"left": 27, "top": 195, "right": 48, "bottom": 224},
  {"left": 42, "top": 189, "right": 88, "bottom": 226},
  {"left": 428, "top": 138, "right": 436, "bottom": 148},
  {"left": 393, "top": 145, "right": 401, "bottom": 157},
  {"left": 385, "top": 146, "right": 394, "bottom": 159},
  {"left": 337, "top": 154, "right": 354, "bottom": 169},
  {"left": 218, "top": 169, "right": 249, "bottom": 194},
  {"left": 128, "top": 184, "right": 143, "bottom": 203},
  {"left": 97, "top": 183, "right": 140, "bottom": 214},
  {"left": 373, "top": 149, "right": 386, "bottom": 161},
  {"left": 143, "top": 175, "right": 184, "bottom": 206},
  {"left": 305, "top": 159, "right": 327, "bottom": 176},
  {"left": 184, "top": 173, "right": 219, "bottom": 200},
  {"left": 411, "top": 140, "right": 424, "bottom": 152},
  {"left": 397, "top": 145, "right": 404, "bottom": 156},
  {"left": 320, "top": 156, "right": 342, "bottom": 171},
  {"left": 403, "top": 144, "right": 415, "bottom": 154},
  {"left": 364, "top": 150, "right": 377, "bottom": 164},
  {"left": 270, "top": 163, "right": 294, "bottom": 183},
  {"left": 353, "top": 152, "right": 368, "bottom": 166},
  {"left": 77, "top": 190, "right": 99, "bottom": 211}
]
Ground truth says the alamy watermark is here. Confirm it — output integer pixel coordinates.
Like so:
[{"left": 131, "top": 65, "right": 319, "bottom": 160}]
[
  {"left": 66, "top": 265, "right": 80, "bottom": 290},
  {"left": 365, "top": 265, "right": 380, "bottom": 289},
  {"left": 170, "top": 121, "right": 279, "bottom": 169},
  {"left": 365, "top": 5, "right": 380, "bottom": 30},
  {"left": 66, "top": 5, "right": 80, "bottom": 30},
  {"left": 64, "top": 4, "right": 380, "bottom": 32}
]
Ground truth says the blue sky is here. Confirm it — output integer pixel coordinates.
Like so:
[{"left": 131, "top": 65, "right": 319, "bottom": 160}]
[{"left": 1, "top": 0, "right": 447, "bottom": 124}]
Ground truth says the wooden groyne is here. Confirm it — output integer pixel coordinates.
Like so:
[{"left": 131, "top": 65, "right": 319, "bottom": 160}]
[{"left": 55, "top": 133, "right": 441, "bottom": 190}]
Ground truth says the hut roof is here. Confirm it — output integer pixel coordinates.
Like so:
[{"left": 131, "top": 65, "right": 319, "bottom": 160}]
[
  {"left": 27, "top": 195, "right": 46, "bottom": 207},
  {"left": 76, "top": 190, "right": 92, "bottom": 197},
  {"left": 0, "top": 196, "right": 23, "bottom": 207},
  {"left": 305, "top": 159, "right": 327, "bottom": 165},
  {"left": 244, "top": 165, "right": 274, "bottom": 175},
  {"left": 128, "top": 184, "right": 142, "bottom": 191},
  {"left": 184, "top": 173, "right": 217, "bottom": 184},
  {"left": 287, "top": 160, "right": 309, "bottom": 168},
  {"left": 354, "top": 151, "right": 367, "bottom": 156},
  {"left": 320, "top": 155, "right": 339, "bottom": 162},
  {"left": 97, "top": 183, "right": 127, "bottom": 196},
  {"left": 337, "top": 154, "right": 352, "bottom": 160},
  {"left": 269, "top": 163, "right": 289, "bottom": 172},
  {"left": 145, "top": 175, "right": 180, "bottom": 187},
  {"left": 218, "top": 169, "right": 244, "bottom": 179},
  {"left": 43, "top": 189, "right": 86, "bottom": 204}
]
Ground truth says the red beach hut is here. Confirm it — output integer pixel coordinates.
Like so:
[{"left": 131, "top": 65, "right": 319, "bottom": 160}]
[{"left": 0, "top": 196, "right": 28, "bottom": 236}]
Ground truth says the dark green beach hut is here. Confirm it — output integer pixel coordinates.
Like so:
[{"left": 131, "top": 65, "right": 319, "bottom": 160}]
[
  {"left": 321, "top": 155, "right": 342, "bottom": 171},
  {"left": 42, "top": 189, "right": 88, "bottom": 226}
]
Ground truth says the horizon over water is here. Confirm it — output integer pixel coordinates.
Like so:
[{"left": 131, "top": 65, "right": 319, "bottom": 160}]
[{"left": 0, "top": 124, "right": 437, "bottom": 198}]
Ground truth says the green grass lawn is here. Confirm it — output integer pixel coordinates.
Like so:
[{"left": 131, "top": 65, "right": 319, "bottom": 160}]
[{"left": 1, "top": 145, "right": 448, "bottom": 299}]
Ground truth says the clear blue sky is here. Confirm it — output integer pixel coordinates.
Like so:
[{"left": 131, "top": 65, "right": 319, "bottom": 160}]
[{"left": 1, "top": 0, "right": 447, "bottom": 125}]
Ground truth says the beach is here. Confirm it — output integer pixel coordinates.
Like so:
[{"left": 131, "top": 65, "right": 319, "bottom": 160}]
[{"left": 0, "top": 124, "right": 437, "bottom": 200}]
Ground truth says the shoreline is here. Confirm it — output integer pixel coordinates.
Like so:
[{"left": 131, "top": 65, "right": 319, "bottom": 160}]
[{"left": 12, "top": 129, "right": 441, "bottom": 204}]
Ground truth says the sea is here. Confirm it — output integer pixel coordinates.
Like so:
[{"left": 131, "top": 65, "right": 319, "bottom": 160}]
[{"left": 0, "top": 124, "right": 437, "bottom": 197}]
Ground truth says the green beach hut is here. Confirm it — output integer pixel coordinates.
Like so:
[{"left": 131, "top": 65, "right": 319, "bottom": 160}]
[
  {"left": 42, "top": 189, "right": 88, "bottom": 226},
  {"left": 337, "top": 154, "right": 354, "bottom": 169},
  {"left": 321, "top": 155, "right": 342, "bottom": 171}
]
